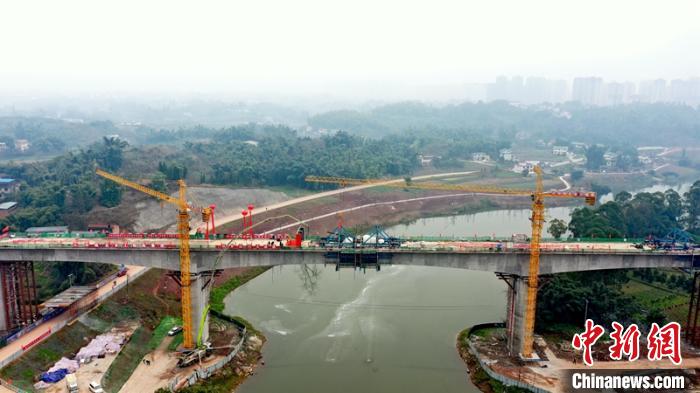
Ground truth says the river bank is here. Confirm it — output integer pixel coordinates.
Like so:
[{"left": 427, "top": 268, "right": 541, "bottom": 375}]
[
  {"left": 457, "top": 325, "right": 532, "bottom": 393},
  {"left": 175, "top": 267, "right": 271, "bottom": 393}
]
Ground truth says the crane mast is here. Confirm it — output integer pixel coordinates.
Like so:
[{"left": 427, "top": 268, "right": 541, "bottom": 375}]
[
  {"left": 306, "top": 166, "right": 595, "bottom": 359},
  {"left": 523, "top": 166, "right": 544, "bottom": 358},
  {"left": 96, "top": 169, "right": 196, "bottom": 349}
]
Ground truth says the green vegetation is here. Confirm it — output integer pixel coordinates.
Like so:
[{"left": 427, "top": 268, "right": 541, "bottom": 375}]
[
  {"left": 568, "top": 183, "right": 700, "bottom": 238},
  {"left": 309, "top": 101, "right": 700, "bottom": 146},
  {"left": 547, "top": 218, "right": 567, "bottom": 239},
  {"left": 148, "top": 316, "right": 182, "bottom": 351},
  {"left": 0, "top": 136, "right": 129, "bottom": 231},
  {"left": 537, "top": 268, "right": 693, "bottom": 334},
  {"left": 210, "top": 267, "right": 269, "bottom": 313},
  {"left": 103, "top": 326, "right": 152, "bottom": 393},
  {"left": 168, "top": 333, "right": 184, "bottom": 351},
  {"left": 539, "top": 182, "right": 699, "bottom": 335},
  {"left": 537, "top": 270, "right": 639, "bottom": 330}
]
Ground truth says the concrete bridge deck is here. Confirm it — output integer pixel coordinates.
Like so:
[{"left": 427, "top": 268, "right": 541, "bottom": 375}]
[
  {"left": 0, "top": 246, "right": 695, "bottom": 276},
  {"left": 0, "top": 240, "right": 695, "bottom": 354}
]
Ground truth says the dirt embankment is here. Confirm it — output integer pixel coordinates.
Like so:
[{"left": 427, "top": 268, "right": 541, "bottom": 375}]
[
  {"left": 133, "top": 186, "right": 289, "bottom": 232},
  {"left": 220, "top": 187, "right": 578, "bottom": 237}
]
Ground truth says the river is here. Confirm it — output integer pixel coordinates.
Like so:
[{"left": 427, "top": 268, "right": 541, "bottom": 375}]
[{"left": 226, "top": 181, "right": 694, "bottom": 393}]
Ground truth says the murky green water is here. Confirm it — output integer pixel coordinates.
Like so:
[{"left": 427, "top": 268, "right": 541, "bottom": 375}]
[
  {"left": 226, "top": 265, "right": 504, "bottom": 393},
  {"left": 386, "top": 207, "right": 573, "bottom": 239}
]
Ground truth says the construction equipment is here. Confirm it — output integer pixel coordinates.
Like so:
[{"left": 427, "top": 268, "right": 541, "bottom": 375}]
[
  {"left": 96, "top": 169, "right": 200, "bottom": 349},
  {"left": 306, "top": 166, "right": 595, "bottom": 359}
]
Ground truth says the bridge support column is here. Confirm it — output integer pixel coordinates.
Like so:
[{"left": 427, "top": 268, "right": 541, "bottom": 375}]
[
  {"left": 501, "top": 274, "right": 529, "bottom": 357},
  {"left": 190, "top": 273, "right": 213, "bottom": 346}
]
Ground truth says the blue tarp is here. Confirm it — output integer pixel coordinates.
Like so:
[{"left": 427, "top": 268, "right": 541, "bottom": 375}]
[{"left": 39, "top": 368, "right": 68, "bottom": 383}]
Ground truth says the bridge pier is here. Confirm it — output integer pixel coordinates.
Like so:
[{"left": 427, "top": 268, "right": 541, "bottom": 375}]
[
  {"left": 190, "top": 273, "right": 213, "bottom": 346},
  {"left": 500, "top": 274, "right": 529, "bottom": 358}
]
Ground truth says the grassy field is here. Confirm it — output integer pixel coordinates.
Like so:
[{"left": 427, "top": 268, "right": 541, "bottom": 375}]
[
  {"left": 148, "top": 316, "right": 181, "bottom": 351},
  {"left": 622, "top": 276, "right": 689, "bottom": 323},
  {"left": 103, "top": 326, "right": 152, "bottom": 393}
]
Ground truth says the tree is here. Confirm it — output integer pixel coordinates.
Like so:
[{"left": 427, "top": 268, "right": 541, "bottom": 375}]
[
  {"left": 99, "top": 179, "right": 122, "bottom": 207},
  {"left": 614, "top": 191, "right": 632, "bottom": 204},
  {"left": 98, "top": 136, "right": 128, "bottom": 171},
  {"left": 585, "top": 145, "right": 606, "bottom": 170},
  {"left": 547, "top": 218, "right": 568, "bottom": 239},
  {"left": 151, "top": 172, "right": 167, "bottom": 193},
  {"left": 685, "top": 181, "right": 700, "bottom": 233}
]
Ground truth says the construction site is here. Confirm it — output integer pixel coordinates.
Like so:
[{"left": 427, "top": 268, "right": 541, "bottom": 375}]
[{"left": 0, "top": 166, "right": 698, "bottom": 393}]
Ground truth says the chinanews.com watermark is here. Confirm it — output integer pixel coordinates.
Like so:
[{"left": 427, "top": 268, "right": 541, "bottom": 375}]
[
  {"left": 565, "top": 370, "right": 686, "bottom": 392},
  {"left": 564, "top": 320, "right": 692, "bottom": 392}
]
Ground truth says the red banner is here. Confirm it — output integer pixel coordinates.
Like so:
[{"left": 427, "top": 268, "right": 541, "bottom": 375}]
[{"left": 21, "top": 328, "right": 52, "bottom": 351}]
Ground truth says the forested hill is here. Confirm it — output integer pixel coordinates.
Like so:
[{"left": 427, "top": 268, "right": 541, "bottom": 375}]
[
  {"left": 308, "top": 101, "right": 700, "bottom": 145},
  {"left": 0, "top": 129, "right": 420, "bottom": 231}
]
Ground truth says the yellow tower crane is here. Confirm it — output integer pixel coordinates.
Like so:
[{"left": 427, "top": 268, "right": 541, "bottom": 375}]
[
  {"left": 306, "top": 166, "right": 595, "bottom": 359},
  {"left": 96, "top": 169, "right": 212, "bottom": 349}
]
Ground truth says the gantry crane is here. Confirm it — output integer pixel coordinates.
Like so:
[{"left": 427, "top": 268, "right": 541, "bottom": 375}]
[
  {"left": 96, "top": 169, "right": 214, "bottom": 349},
  {"left": 306, "top": 166, "right": 595, "bottom": 359}
]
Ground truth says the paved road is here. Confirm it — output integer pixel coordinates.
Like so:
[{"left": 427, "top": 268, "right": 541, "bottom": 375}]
[
  {"left": 0, "top": 266, "right": 146, "bottom": 386},
  {"left": 558, "top": 175, "right": 571, "bottom": 191},
  {"left": 196, "top": 171, "right": 477, "bottom": 233}
]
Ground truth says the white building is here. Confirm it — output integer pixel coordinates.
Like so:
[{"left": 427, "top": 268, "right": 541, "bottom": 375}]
[
  {"left": 472, "top": 152, "right": 491, "bottom": 162},
  {"left": 418, "top": 154, "right": 436, "bottom": 166},
  {"left": 552, "top": 146, "right": 569, "bottom": 156},
  {"left": 14, "top": 139, "right": 29, "bottom": 152},
  {"left": 499, "top": 149, "right": 515, "bottom": 161},
  {"left": 513, "top": 160, "right": 540, "bottom": 174},
  {"left": 604, "top": 152, "right": 618, "bottom": 167}
]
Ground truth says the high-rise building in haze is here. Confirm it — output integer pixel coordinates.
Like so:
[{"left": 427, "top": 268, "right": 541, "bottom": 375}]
[
  {"left": 669, "top": 78, "right": 700, "bottom": 106},
  {"left": 487, "top": 76, "right": 567, "bottom": 104},
  {"left": 638, "top": 79, "right": 668, "bottom": 103},
  {"left": 483, "top": 76, "right": 698, "bottom": 107},
  {"left": 572, "top": 77, "right": 604, "bottom": 105}
]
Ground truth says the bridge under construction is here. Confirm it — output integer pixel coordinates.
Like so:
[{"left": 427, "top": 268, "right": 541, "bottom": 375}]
[{"left": 0, "top": 235, "right": 695, "bottom": 357}]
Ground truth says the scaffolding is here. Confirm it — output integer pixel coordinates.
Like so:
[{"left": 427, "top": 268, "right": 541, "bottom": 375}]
[{"left": 1, "top": 261, "right": 39, "bottom": 332}]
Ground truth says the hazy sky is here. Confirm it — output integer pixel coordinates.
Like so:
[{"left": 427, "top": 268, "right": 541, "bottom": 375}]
[{"left": 1, "top": 0, "right": 699, "bottom": 97}]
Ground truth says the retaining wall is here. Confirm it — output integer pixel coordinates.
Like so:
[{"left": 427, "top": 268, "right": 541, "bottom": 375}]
[{"left": 465, "top": 322, "right": 550, "bottom": 393}]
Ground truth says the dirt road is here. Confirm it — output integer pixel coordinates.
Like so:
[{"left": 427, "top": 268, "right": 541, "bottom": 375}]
[{"left": 118, "top": 336, "right": 176, "bottom": 393}]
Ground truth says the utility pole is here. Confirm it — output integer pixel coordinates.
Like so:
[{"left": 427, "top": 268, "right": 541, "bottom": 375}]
[{"left": 584, "top": 299, "right": 589, "bottom": 324}]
